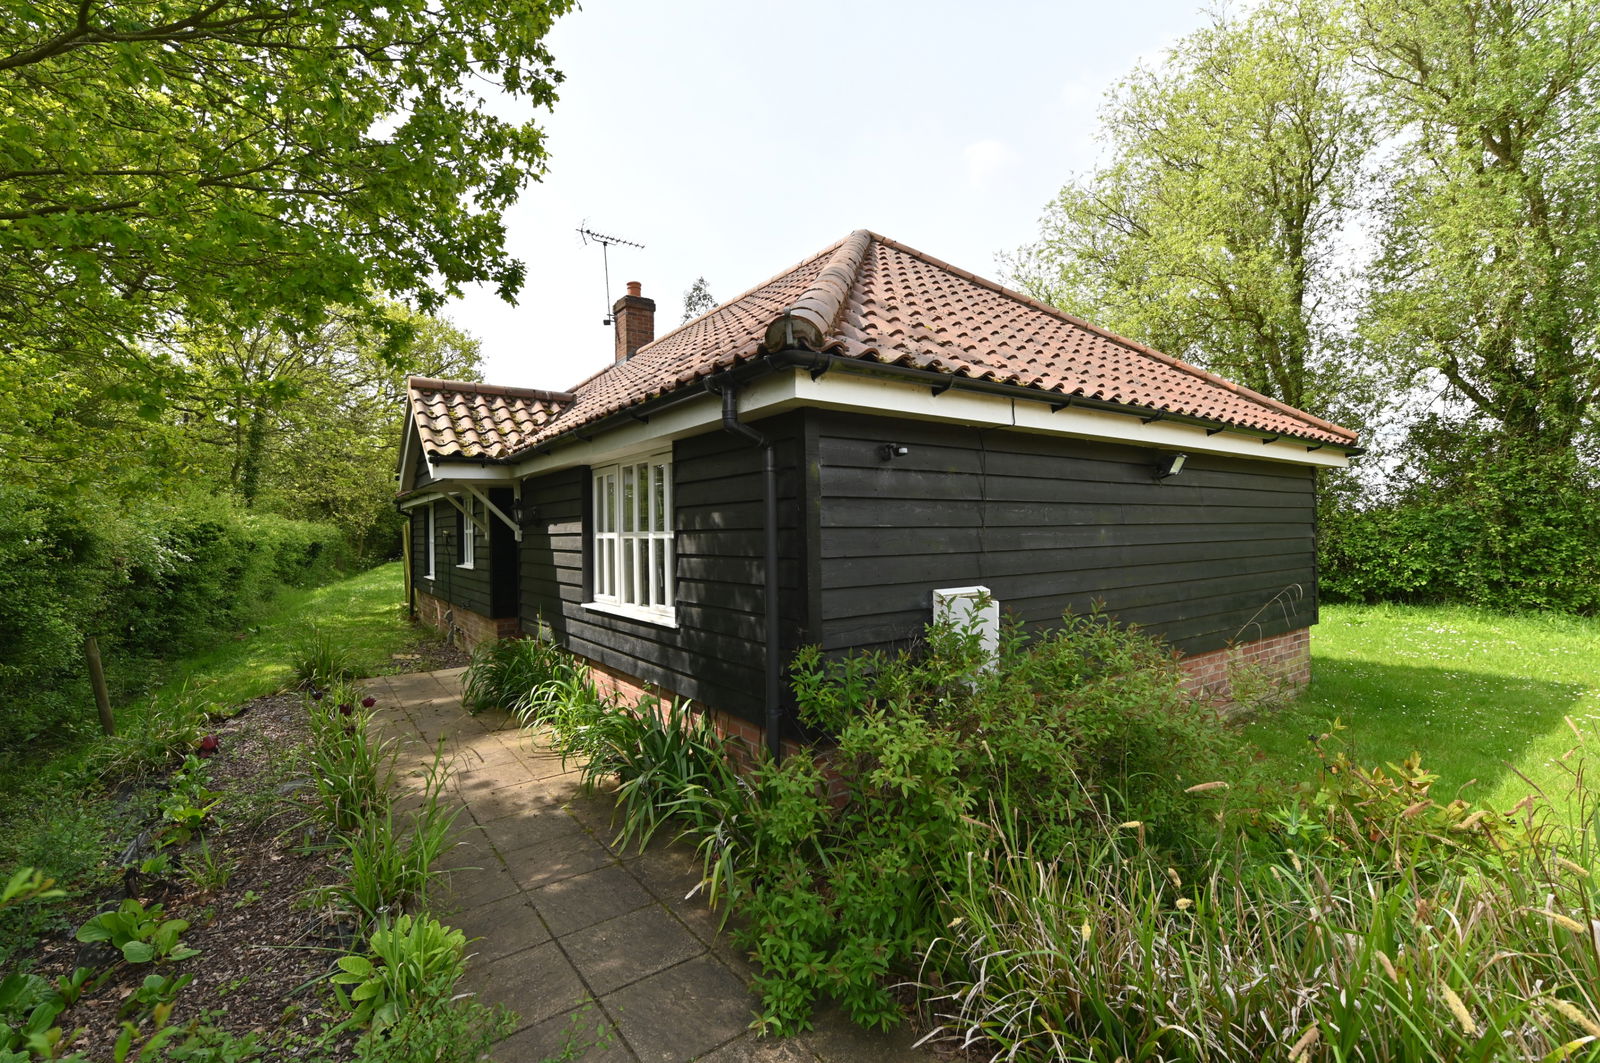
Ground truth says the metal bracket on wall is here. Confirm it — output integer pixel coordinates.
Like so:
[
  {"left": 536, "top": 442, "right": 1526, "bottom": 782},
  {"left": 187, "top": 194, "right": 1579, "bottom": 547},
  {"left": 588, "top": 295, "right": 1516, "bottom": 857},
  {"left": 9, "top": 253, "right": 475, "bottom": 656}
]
[
  {"left": 441, "top": 491, "right": 492, "bottom": 538},
  {"left": 462, "top": 483, "right": 522, "bottom": 542}
]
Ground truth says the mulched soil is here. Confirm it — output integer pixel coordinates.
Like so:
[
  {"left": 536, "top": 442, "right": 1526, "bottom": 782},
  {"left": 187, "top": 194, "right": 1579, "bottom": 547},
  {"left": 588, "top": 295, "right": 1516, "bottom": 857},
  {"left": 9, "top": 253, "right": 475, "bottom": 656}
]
[{"left": 16, "top": 632, "right": 461, "bottom": 1061}]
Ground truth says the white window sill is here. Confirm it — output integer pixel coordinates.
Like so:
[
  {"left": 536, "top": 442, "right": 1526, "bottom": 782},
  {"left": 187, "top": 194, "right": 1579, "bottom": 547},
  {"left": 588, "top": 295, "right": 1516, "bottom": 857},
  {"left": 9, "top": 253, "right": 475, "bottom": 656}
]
[
  {"left": 456, "top": 563, "right": 475, "bottom": 570},
  {"left": 583, "top": 601, "right": 679, "bottom": 629}
]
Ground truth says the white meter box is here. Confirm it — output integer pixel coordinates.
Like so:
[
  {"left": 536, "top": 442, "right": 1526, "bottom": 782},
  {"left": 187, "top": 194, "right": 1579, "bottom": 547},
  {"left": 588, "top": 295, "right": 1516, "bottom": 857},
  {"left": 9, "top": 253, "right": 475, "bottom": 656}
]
[{"left": 931, "top": 585, "right": 1000, "bottom": 669}]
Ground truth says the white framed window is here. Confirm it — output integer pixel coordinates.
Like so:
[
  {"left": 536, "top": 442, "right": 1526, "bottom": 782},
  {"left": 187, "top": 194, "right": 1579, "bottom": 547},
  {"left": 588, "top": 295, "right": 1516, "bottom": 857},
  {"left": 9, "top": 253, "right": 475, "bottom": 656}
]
[
  {"left": 588, "top": 452, "right": 675, "bottom": 625},
  {"left": 423, "top": 504, "right": 436, "bottom": 580},
  {"left": 456, "top": 500, "right": 475, "bottom": 569}
]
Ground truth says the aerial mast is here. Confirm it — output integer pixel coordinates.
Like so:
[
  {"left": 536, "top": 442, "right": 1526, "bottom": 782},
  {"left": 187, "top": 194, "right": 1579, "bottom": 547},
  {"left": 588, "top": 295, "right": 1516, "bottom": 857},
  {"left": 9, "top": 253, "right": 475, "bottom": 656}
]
[{"left": 576, "top": 223, "right": 645, "bottom": 325}]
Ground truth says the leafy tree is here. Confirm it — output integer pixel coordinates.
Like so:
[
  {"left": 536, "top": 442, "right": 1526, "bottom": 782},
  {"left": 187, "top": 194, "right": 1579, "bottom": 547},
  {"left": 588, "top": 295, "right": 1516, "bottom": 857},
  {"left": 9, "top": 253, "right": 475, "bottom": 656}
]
[
  {"left": 681, "top": 275, "right": 717, "bottom": 324},
  {"left": 0, "top": 0, "right": 572, "bottom": 402},
  {"left": 1356, "top": 0, "right": 1600, "bottom": 453},
  {"left": 170, "top": 304, "right": 481, "bottom": 558},
  {"left": 1007, "top": 0, "right": 1374, "bottom": 416}
]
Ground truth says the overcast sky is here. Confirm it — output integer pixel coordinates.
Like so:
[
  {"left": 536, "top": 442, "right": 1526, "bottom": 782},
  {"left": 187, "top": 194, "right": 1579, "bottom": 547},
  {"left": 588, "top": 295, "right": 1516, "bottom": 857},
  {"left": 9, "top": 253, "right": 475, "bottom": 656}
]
[{"left": 450, "top": 0, "right": 1219, "bottom": 388}]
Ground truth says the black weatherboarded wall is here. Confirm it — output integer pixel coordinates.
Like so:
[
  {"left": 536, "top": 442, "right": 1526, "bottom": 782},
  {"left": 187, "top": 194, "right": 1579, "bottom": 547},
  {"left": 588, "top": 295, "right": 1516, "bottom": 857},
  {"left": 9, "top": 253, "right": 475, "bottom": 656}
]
[
  {"left": 810, "top": 410, "right": 1317, "bottom": 657},
  {"left": 518, "top": 412, "right": 810, "bottom": 729},
  {"left": 408, "top": 489, "right": 518, "bottom": 619}
]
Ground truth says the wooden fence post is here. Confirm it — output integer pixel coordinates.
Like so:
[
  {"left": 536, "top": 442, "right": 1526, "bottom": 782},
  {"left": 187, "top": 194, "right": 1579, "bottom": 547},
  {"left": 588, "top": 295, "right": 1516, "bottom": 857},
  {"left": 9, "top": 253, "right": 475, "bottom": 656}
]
[{"left": 84, "top": 635, "right": 115, "bottom": 736}]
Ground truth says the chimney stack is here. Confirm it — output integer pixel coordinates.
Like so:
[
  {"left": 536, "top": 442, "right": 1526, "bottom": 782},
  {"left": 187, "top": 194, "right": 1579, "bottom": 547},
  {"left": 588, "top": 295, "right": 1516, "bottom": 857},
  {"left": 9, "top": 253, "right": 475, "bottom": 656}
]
[{"left": 613, "top": 281, "right": 655, "bottom": 363}]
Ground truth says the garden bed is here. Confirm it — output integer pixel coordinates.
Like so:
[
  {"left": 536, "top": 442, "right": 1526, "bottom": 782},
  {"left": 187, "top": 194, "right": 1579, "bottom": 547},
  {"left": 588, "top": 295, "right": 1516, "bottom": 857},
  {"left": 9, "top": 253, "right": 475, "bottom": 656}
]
[{"left": 3, "top": 632, "right": 471, "bottom": 1061}]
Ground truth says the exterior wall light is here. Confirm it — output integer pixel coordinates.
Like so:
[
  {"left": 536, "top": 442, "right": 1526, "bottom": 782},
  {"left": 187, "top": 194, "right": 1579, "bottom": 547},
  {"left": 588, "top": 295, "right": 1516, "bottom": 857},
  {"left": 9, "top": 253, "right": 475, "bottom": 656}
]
[
  {"left": 879, "top": 444, "right": 910, "bottom": 461},
  {"left": 1156, "top": 452, "right": 1187, "bottom": 480}
]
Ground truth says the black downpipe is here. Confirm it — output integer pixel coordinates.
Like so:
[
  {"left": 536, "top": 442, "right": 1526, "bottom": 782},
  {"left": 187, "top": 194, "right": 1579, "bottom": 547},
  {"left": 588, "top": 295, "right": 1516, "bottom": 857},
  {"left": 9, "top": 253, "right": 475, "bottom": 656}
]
[{"left": 717, "top": 381, "right": 783, "bottom": 762}]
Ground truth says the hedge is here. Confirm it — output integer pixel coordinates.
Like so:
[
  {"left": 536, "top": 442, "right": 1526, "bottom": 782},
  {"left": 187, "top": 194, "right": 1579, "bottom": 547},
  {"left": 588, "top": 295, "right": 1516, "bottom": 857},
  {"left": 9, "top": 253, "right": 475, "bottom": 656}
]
[{"left": 0, "top": 487, "right": 348, "bottom": 751}]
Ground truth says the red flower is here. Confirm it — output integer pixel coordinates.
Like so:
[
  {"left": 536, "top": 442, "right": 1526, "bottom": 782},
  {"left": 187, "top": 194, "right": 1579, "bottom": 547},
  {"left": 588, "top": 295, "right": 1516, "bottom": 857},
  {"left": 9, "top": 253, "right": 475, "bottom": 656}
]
[
  {"left": 361, "top": 696, "right": 376, "bottom": 709},
  {"left": 311, "top": 689, "right": 325, "bottom": 702},
  {"left": 339, "top": 703, "right": 354, "bottom": 716}
]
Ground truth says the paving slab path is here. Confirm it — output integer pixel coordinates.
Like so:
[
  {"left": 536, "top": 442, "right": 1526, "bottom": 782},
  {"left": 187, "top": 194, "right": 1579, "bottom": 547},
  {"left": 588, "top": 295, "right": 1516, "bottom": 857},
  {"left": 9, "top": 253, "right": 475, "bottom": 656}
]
[{"left": 365, "top": 668, "right": 936, "bottom": 1063}]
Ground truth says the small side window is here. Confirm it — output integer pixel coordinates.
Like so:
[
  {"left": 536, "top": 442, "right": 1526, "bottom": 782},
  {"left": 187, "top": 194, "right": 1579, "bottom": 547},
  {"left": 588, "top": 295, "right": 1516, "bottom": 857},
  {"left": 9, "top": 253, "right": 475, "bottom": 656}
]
[
  {"left": 457, "top": 501, "right": 475, "bottom": 568},
  {"left": 424, "top": 504, "right": 436, "bottom": 580}
]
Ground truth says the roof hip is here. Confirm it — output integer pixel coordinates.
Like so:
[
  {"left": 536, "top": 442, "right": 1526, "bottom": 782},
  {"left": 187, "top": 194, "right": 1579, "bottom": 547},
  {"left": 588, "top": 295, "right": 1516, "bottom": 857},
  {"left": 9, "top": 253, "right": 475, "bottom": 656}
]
[{"left": 761, "top": 229, "right": 872, "bottom": 352}]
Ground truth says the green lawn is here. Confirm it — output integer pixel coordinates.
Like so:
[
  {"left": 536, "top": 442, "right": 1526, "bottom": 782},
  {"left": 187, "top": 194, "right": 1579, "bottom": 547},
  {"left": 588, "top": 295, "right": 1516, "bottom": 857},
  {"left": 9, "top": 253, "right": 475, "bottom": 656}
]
[
  {"left": 1245, "top": 602, "right": 1600, "bottom": 809},
  {"left": 154, "top": 561, "right": 412, "bottom": 708}
]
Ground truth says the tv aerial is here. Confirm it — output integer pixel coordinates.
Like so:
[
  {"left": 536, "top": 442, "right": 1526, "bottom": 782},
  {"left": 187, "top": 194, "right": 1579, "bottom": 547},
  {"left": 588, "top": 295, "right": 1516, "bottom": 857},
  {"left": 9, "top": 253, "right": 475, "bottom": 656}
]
[{"left": 577, "top": 223, "right": 645, "bottom": 325}]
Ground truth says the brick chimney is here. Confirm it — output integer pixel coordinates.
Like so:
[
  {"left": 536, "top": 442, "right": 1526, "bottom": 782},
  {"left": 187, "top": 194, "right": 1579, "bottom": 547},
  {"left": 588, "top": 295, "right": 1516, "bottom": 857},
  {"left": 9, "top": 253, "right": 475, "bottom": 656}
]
[{"left": 613, "top": 281, "right": 655, "bottom": 363}]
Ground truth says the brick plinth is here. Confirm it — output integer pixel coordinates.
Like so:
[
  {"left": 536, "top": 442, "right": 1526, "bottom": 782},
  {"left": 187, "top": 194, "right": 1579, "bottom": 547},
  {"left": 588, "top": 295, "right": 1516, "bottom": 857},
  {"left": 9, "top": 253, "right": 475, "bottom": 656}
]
[
  {"left": 413, "top": 589, "right": 521, "bottom": 651},
  {"left": 1177, "top": 627, "right": 1311, "bottom": 706},
  {"left": 582, "top": 657, "right": 804, "bottom": 769}
]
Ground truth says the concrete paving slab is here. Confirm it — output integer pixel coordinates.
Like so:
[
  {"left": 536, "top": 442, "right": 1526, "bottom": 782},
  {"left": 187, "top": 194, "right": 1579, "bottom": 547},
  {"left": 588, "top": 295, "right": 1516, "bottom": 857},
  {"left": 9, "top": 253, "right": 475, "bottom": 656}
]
[
  {"left": 502, "top": 831, "right": 617, "bottom": 891},
  {"left": 493, "top": 1003, "right": 631, "bottom": 1063},
  {"left": 439, "top": 861, "right": 520, "bottom": 915},
  {"left": 463, "top": 939, "right": 590, "bottom": 1034},
  {"left": 561, "top": 905, "right": 707, "bottom": 998},
  {"left": 469, "top": 781, "right": 575, "bottom": 824},
  {"left": 603, "top": 953, "right": 757, "bottom": 1063},
  {"left": 476, "top": 807, "right": 590, "bottom": 856},
  {"left": 531, "top": 863, "right": 653, "bottom": 938},
  {"left": 435, "top": 824, "right": 496, "bottom": 873},
  {"left": 378, "top": 667, "right": 936, "bottom": 1063},
  {"left": 457, "top": 892, "right": 552, "bottom": 965}
]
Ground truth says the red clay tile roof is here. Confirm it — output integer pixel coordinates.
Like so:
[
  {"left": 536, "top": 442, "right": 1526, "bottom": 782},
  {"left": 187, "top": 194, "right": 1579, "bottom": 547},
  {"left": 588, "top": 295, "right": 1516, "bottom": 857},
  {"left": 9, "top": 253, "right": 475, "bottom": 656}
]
[
  {"left": 407, "top": 377, "right": 573, "bottom": 461},
  {"left": 414, "top": 230, "right": 1358, "bottom": 461}
]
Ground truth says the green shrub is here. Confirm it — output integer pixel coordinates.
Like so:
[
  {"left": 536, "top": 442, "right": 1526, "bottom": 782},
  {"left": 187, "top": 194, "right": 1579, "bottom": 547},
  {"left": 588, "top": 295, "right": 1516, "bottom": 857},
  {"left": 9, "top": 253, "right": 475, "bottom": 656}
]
[
  {"left": 590, "top": 697, "right": 743, "bottom": 853},
  {"left": 539, "top": 605, "right": 1242, "bottom": 1035},
  {"left": 347, "top": 997, "right": 513, "bottom": 1063},
  {"left": 324, "top": 746, "right": 458, "bottom": 923},
  {"left": 75, "top": 898, "right": 200, "bottom": 965},
  {"left": 1320, "top": 437, "right": 1600, "bottom": 615},
  {"left": 292, "top": 626, "right": 355, "bottom": 689},
  {"left": 303, "top": 683, "right": 394, "bottom": 836},
  {"left": 88, "top": 688, "right": 209, "bottom": 780}
]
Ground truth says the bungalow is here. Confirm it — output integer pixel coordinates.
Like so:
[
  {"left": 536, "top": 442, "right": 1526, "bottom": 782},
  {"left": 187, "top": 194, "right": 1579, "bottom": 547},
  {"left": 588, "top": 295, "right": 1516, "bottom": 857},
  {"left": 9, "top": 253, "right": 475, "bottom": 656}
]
[{"left": 395, "top": 230, "right": 1361, "bottom": 757}]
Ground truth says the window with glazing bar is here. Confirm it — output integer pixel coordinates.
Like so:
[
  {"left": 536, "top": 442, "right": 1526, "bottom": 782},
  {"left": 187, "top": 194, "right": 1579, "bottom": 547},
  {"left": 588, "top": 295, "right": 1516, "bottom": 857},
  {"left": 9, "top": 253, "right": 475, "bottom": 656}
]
[{"left": 590, "top": 454, "right": 674, "bottom": 622}]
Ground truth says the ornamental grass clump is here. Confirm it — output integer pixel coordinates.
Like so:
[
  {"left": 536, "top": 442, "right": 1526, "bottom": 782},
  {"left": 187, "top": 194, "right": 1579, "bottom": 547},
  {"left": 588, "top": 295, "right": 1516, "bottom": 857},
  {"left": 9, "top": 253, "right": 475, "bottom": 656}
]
[
  {"left": 325, "top": 745, "right": 459, "bottom": 923},
  {"left": 918, "top": 737, "right": 1600, "bottom": 1062},
  {"left": 304, "top": 680, "right": 394, "bottom": 836},
  {"left": 461, "top": 632, "right": 575, "bottom": 718},
  {"left": 292, "top": 625, "right": 355, "bottom": 689}
]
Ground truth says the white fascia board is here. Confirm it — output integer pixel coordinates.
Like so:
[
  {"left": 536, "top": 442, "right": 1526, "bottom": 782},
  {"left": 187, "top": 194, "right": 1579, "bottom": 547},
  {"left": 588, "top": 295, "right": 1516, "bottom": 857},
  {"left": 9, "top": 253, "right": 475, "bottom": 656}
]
[
  {"left": 396, "top": 424, "right": 418, "bottom": 492},
  {"left": 788, "top": 371, "right": 1351, "bottom": 469},
  {"left": 396, "top": 490, "right": 442, "bottom": 510},
  {"left": 499, "top": 367, "right": 1349, "bottom": 478},
  {"left": 418, "top": 461, "right": 516, "bottom": 483},
  {"left": 508, "top": 373, "right": 809, "bottom": 478}
]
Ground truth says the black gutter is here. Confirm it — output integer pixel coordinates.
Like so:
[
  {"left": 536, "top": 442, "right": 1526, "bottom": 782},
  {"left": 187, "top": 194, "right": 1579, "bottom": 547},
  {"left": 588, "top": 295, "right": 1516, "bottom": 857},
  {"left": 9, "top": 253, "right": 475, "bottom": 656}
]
[{"left": 712, "top": 379, "right": 784, "bottom": 763}]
